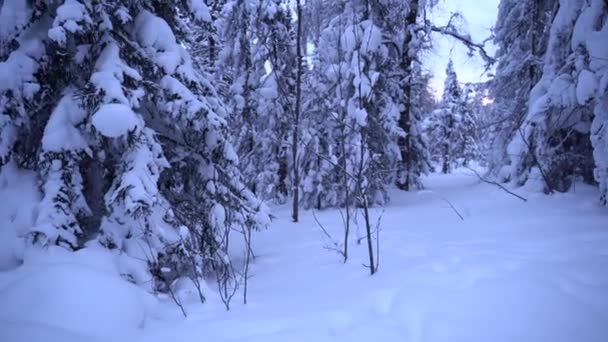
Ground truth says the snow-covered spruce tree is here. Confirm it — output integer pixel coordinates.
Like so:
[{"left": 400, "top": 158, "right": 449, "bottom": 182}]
[
  {"left": 255, "top": 0, "right": 298, "bottom": 203},
  {"left": 396, "top": 60, "right": 433, "bottom": 189},
  {"left": 299, "top": 5, "right": 348, "bottom": 210},
  {"left": 428, "top": 60, "right": 478, "bottom": 173},
  {"left": 464, "top": 81, "right": 491, "bottom": 165},
  {"left": 217, "top": 0, "right": 269, "bottom": 199},
  {"left": 0, "top": 0, "right": 267, "bottom": 295},
  {"left": 377, "top": 0, "right": 432, "bottom": 191},
  {"left": 216, "top": 0, "right": 297, "bottom": 205},
  {"left": 506, "top": 0, "right": 607, "bottom": 199},
  {"left": 487, "top": 0, "right": 556, "bottom": 180},
  {"left": 459, "top": 83, "right": 481, "bottom": 165},
  {"left": 300, "top": 0, "right": 403, "bottom": 208}
]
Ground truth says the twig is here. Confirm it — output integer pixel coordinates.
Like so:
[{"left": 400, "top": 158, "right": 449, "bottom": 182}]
[
  {"left": 243, "top": 225, "right": 252, "bottom": 305},
  {"left": 374, "top": 209, "right": 384, "bottom": 272},
  {"left": 517, "top": 128, "right": 555, "bottom": 194},
  {"left": 430, "top": 21, "right": 496, "bottom": 66},
  {"left": 465, "top": 166, "right": 528, "bottom": 202},
  {"left": 167, "top": 282, "right": 188, "bottom": 318},
  {"left": 312, "top": 209, "right": 345, "bottom": 257},
  {"left": 441, "top": 197, "right": 465, "bottom": 221}
]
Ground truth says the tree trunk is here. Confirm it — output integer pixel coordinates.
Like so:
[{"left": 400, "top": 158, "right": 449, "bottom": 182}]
[
  {"left": 292, "top": 0, "right": 303, "bottom": 222},
  {"left": 396, "top": 0, "right": 419, "bottom": 190}
]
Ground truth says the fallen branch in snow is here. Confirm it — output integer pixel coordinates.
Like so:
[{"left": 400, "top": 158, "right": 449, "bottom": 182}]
[
  {"left": 441, "top": 198, "right": 464, "bottom": 221},
  {"left": 465, "top": 167, "right": 528, "bottom": 202}
]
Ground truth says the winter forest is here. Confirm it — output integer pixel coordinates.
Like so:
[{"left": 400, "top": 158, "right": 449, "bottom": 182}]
[{"left": 0, "top": 0, "right": 607, "bottom": 341}]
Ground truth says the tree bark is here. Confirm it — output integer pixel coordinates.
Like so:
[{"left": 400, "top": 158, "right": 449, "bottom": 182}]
[
  {"left": 396, "top": 0, "right": 420, "bottom": 191},
  {"left": 292, "top": 0, "right": 303, "bottom": 222}
]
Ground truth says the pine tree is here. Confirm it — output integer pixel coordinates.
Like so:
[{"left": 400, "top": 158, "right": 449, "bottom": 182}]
[
  {"left": 258, "top": 0, "right": 298, "bottom": 203},
  {"left": 460, "top": 84, "right": 481, "bottom": 166},
  {"left": 488, "top": 0, "right": 556, "bottom": 180},
  {"left": 217, "top": 0, "right": 267, "bottom": 197},
  {"left": 385, "top": 0, "right": 432, "bottom": 190},
  {"left": 506, "top": 0, "right": 606, "bottom": 197},
  {"left": 301, "top": 1, "right": 393, "bottom": 208},
  {"left": 0, "top": 0, "right": 268, "bottom": 295},
  {"left": 216, "top": 0, "right": 298, "bottom": 205},
  {"left": 397, "top": 62, "right": 433, "bottom": 189},
  {"left": 428, "top": 60, "right": 478, "bottom": 173}
]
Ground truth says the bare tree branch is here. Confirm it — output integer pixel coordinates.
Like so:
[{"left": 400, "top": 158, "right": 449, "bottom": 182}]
[
  {"left": 312, "top": 209, "right": 346, "bottom": 258},
  {"left": 517, "top": 128, "right": 555, "bottom": 194},
  {"left": 430, "top": 18, "right": 497, "bottom": 67},
  {"left": 441, "top": 197, "right": 465, "bottom": 221},
  {"left": 465, "top": 166, "right": 529, "bottom": 202}
]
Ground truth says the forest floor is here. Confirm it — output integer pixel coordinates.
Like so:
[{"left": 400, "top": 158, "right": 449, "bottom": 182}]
[{"left": 2, "top": 168, "right": 608, "bottom": 342}]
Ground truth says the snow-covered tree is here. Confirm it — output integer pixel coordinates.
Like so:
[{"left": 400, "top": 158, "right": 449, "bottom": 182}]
[
  {"left": 380, "top": 0, "right": 433, "bottom": 190},
  {"left": 487, "top": 0, "right": 556, "bottom": 179},
  {"left": 0, "top": 0, "right": 268, "bottom": 295},
  {"left": 464, "top": 82, "right": 491, "bottom": 165},
  {"left": 256, "top": 0, "right": 298, "bottom": 203},
  {"left": 506, "top": 0, "right": 606, "bottom": 199},
  {"left": 216, "top": 0, "right": 298, "bottom": 205},
  {"left": 217, "top": 0, "right": 268, "bottom": 197},
  {"left": 300, "top": 0, "right": 403, "bottom": 208},
  {"left": 397, "top": 61, "right": 433, "bottom": 190},
  {"left": 428, "top": 60, "right": 479, "bottom": 173}
]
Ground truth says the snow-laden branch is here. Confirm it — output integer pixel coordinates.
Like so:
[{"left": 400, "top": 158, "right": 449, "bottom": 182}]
[{"left": 429, "top": 17, "right": 496, "bottom": 67}]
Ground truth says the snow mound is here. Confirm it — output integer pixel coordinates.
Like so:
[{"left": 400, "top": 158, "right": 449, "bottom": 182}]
[
  {"left": 189, "top": 0, "right": 211, "bottom": 22},
  {"left": 42, "top": 91, "right": 89, "bottom": 151},
  {"left": 134, "top": 10, "right": 183, "bottom": 74},
  {"left": 0, "top": 262, "right": 155, "bottom": 339},
  {"left": 0, "top": 320, "right": 96, "bottom": 342},
  {"left": 92, "top": 103, "right": 140, "bottom": 138},
  {"left": 0, "top": 163, "right": 39, "bottom": 270}
]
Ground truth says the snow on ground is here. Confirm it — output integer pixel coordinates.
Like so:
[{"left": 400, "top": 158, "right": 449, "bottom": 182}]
[
  {"left": 0, "top": 163, "right": 39, "bottom": 271},
  {"left": 1, "top": 169, "right": 608, "bottom": 341},
  {"left": 135, "top": 169, "right": 608, "bottom": 342},
  {"left": 0, "top": 245, "right": 158, "bottom": 342}
]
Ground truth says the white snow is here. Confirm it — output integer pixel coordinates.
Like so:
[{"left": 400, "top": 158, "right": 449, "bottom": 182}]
[
  {"left": 348, "top": 99, "right": 368, "bottom": 126},
  {"left": 0, "top": 245, "right": 157, "bottom": 341},
  {"left": 2, "top": 170, "right": 607, "bottom": 342},
  {"left": 91, "top": 103, "right": 141, "bottom": 138},
  {"left": 0, "top": 40, "right": 44, "bottom": 100},
  {"left": 0, "top": 163, "right": 39, "bottom": 271},
  {"left": 576, "top": 70, "right": 598, "bottom": 105},
  {"left": 0, "top": 0, "right": 31, "bottom": 40},
  {"left": 341, "top": 20, "right": 382, "bottom": 55},
  {"left": 189, "top": 0, "right": 212, "bottom": 22},
  {"left": 134, "top": 11, "right": 183, "bottom": 74},
  {"left": 0, "top": 321, "right": 95, "bottom": 342},
  {"left": 125, "top": 169, "right": 608, "bottom": 342},
  {"left": 48, "top": 0, "right": 92, "bottom": 45},
  {"left": 42, "top": 91, "right": 89, "bottom": 152},
  {"left": 91, "top": 42, "right": 142, "bottom": 105}
]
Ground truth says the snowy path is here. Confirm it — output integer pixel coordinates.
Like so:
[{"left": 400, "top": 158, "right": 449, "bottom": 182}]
[{"left": 137, "top": 170, "right": 608, "bottom": 342}]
